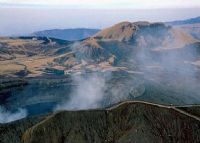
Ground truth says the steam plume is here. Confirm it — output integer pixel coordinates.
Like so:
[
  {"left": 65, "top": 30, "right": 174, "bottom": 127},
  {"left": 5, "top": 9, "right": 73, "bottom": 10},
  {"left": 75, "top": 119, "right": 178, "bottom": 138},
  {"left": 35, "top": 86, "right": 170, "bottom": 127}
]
[
  {"left": 55, "top": 73, "right": 106, "bottom": 110},
  {"left": 0, "top": 106, "right": 27, "bottom": 123}
]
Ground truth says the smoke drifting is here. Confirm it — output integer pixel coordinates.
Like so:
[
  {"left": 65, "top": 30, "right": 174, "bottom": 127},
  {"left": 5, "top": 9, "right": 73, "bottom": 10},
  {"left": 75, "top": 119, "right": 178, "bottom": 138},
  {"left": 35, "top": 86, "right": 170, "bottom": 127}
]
[
  {"left": 130, "top": 25, "right": 200, "bottom": 104},
  {"left": 0, "top": 106, "right": 27, "bottom": 123},
  {"left": 55, "top": 25, "right": 200, "bottom": 111},
  {"left": 55, "top": 73, "right": 107, "bottom": 110}
]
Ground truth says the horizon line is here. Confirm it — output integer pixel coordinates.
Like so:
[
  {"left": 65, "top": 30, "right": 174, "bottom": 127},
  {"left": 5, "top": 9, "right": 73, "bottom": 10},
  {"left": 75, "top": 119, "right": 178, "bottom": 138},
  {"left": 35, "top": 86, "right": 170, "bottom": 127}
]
[{"left": 1, "top": 3, "right": 200, "bottom": 10}]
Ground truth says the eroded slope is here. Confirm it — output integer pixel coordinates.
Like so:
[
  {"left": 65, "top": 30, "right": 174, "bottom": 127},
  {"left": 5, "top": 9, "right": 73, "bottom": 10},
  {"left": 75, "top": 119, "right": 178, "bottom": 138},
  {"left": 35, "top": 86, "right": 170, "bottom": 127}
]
[{"left": 21, "top": 101, "right": 200, "bottom": 143}]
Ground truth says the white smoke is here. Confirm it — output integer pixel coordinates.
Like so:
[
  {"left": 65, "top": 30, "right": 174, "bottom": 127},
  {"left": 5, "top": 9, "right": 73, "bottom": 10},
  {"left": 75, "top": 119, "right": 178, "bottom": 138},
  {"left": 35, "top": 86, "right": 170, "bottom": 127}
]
[
  {"left": 0, "top": 106, "right": 27, "bottom": 123},
  {"left": 129, "top": 26, "right": 200, "bottom": 103},
  {"left": 55, "top": 73, "right": 106, "bottom": 110}
]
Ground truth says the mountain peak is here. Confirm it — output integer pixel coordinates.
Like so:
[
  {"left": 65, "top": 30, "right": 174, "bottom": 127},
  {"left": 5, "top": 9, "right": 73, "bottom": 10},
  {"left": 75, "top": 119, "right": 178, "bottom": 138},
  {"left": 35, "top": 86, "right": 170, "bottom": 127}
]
[
  {"left": 94, "top": 21, "right": 137, "bottom": 41},
  {"left": 81, "top": 37, "right": 101, "bottom": 48},
  {"left": 93, "top": 21, "right": 168, "bottom": 42}
]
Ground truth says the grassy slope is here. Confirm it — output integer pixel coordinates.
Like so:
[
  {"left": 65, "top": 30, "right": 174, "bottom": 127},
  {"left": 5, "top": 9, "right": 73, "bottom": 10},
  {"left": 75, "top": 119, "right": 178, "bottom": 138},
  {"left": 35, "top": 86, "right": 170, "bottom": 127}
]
[
  {"left": 20, "top": 101, "right": 200, "bottom": 143},
  {"left": 0, "top": 116, "right": 46, "bottom": 143},
  {"left": 177, "top": 105, "right": 200, "bottom": 118}
]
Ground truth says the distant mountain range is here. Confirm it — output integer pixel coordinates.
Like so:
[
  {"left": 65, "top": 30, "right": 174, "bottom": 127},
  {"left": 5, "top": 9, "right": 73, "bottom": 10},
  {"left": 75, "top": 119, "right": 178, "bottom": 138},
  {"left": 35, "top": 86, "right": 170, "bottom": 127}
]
[
  {"left": 31, "top": 28, "right": 100, "bottom": 41},
  {"left": 166, "top": 16, "right": 200, "bottom": 41},
  {"left": 31, "top": 17, "right": 200, "bottom": 42},
  {"left": 166, "top": 16, "right": 200, "bottom": 25}
]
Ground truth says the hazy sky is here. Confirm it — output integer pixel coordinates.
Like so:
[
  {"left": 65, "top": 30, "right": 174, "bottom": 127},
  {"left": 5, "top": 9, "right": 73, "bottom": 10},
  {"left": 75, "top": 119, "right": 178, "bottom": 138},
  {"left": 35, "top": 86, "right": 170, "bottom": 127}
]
[
  {"left": 0, "top": 0, "right": 200, "bottom": 36},
  {"left": 1, "top": 0, "right": 200, "bottom": 9}
]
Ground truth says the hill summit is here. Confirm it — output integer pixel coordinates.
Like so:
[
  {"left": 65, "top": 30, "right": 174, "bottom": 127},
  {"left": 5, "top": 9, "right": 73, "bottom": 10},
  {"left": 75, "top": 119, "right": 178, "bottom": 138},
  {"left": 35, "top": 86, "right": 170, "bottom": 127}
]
[{"left": 93, "top": 21, "right": 169, "bottom": 42}]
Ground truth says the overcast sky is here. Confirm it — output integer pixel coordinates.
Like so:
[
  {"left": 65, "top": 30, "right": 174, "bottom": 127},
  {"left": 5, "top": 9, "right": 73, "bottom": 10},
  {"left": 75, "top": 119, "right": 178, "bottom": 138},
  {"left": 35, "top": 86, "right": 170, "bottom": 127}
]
[{"left": 0, "top": 0, "right": 200, "bottom": 36}]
